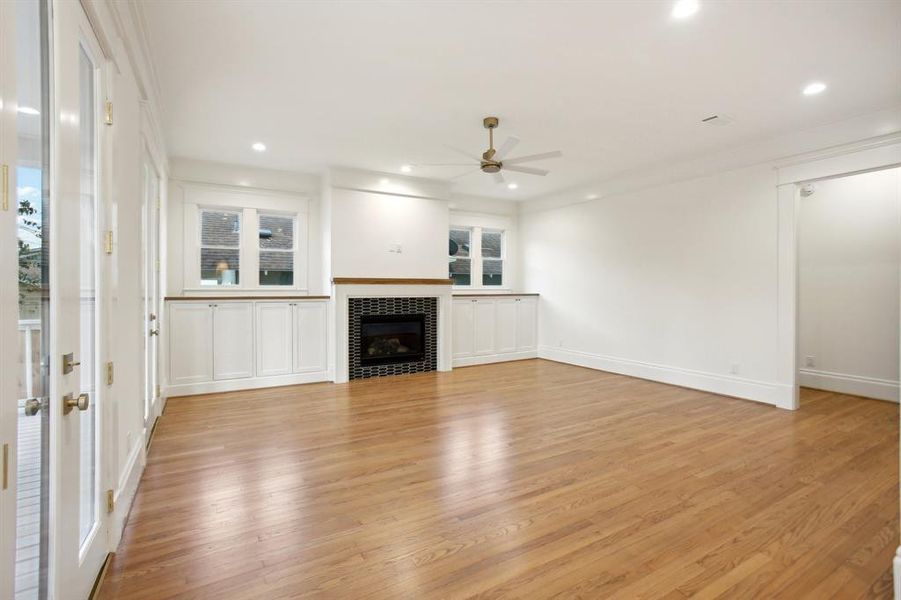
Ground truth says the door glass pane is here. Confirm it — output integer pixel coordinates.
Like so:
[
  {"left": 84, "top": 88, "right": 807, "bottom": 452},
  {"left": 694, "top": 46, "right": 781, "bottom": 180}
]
[
  {"left": 78, "top": 45, "right": 98, "bottom": 549},
  {"left": 15, "top": 0, "right": 50, "bottom": 598}
]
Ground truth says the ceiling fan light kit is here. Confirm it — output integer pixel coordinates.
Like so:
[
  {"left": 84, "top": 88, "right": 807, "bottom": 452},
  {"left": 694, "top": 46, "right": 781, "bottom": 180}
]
[{"left": 416, "top": 116, "right": 563, "bottom": 183}]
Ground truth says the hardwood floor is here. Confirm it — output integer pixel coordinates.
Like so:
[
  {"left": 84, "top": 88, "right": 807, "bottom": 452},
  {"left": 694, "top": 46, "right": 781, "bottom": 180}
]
[{"left": 97, "top": 359, "right": 899, "bottom": 599}]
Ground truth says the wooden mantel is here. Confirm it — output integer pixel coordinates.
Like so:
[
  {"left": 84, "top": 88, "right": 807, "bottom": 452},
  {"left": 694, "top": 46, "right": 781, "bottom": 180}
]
[{"left": 331, "top": 277, "right": 453, "bottom": 285}]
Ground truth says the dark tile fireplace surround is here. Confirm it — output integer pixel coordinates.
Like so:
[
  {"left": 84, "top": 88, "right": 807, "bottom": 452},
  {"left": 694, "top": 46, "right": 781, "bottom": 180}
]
[{"left": 348, "top": 297, "right": 438, "bottom": 379}]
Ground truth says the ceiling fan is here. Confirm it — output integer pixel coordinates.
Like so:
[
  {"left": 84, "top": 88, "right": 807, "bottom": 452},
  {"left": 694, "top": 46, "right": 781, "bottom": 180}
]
[{"left": 416, "top": 117, "right": 562, "bottom": 184}]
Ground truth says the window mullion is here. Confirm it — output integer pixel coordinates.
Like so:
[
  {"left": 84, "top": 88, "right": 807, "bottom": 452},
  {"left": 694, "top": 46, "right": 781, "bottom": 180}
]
[
  {"left": 245, "top": 208, "right": 258, "bottom": 288},
  {"left": 473, "top": 226, "right": 483, "bottom": 289}
]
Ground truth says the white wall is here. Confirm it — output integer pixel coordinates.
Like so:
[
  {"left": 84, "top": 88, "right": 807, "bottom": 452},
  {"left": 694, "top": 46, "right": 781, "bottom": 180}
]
[
  {"left": 798, "top": 167, "right": 901, "bottom": 401},
  {"left": 521, "top": 164, "right": 785, "bottom": 404},
  {"left": 330, "top": 187, "right": 449, "bottom": 279}
]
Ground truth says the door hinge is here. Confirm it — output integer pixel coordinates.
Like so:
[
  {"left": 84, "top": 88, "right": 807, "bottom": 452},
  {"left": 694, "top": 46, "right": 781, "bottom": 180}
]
[
  {"left": 106, "top": 489, "right": 115, "bottom": 513},
  {"left": 106, "top": 362, "right": 114, "bottom": 386},
  {"left": 155, "top": 384, "right": 161, "bottom": 398},
  {"left": 155, "top": 259, "right": 161, "bottom": 272},
  {"left": 2, "top": 443, "right": 9, "bottom": 490},
  {"left": 104, "top": 230, "right": 113, "bottom": 254},
  {"left": 104, "top": 100, "right": 113, "bottom": 126},
  {"left": 1, "top": 164, "right": 9, "bottom": 211}
]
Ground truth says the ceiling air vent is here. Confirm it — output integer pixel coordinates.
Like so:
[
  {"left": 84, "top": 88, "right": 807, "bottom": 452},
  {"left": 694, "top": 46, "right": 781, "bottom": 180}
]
[{"left": 701, "top": 114, "right": 735, "bottom": 126}]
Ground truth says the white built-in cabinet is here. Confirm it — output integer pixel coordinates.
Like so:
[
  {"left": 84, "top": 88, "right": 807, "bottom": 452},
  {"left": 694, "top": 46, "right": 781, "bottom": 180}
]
[
  {"left": 452, "top": 295, "right": 538, "bottom": 366},
  {"left": 168, "top": 302, "right": 215, "bottom": 384},
  {"left": 167, "top": 299, "right": 329, "bottom": 395},
  {"left": 255, "top": 301, "right": 328, "bottom": 377}
]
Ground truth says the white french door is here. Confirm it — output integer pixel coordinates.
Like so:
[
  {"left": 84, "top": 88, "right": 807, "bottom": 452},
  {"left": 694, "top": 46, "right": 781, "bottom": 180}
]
[
  {"left": 2, "top": 2, "right": 111, "bottom": 598},
  {"left": 51, "top": 2, "right": 109, "bottom": 597},
  {"left": 142, "top": 157, "right": 161, "bottom": 428}
]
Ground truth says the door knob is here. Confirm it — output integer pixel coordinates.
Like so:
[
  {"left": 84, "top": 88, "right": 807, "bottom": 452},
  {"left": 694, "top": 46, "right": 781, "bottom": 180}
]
[
  {"left": 24, "top": 398, "right": 43, "bottom": 416},
  {"left": 149, "top": 328, "right": 159, "bottom": 336},
  {"left": 63, "top": 392, "right": 90, "bottom": 415}
]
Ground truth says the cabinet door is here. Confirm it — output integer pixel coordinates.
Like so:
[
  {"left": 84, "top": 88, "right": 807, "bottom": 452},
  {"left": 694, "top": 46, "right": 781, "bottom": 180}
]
[
  {"left": 294, "top": 301, "right": 327, "bottom": 373},
  {"left": 212, "top": 302, "right": 254, "bottom": 380},
  {"left": 452, "top": 300, "right": 475, "bottom": 358},
  {"left": 168, "top": 303, "right": 213, "bottom": 384},
  {"left": 473, "top": 299, "right": 497, "bottom": 356},
  {"left": 516, "top": 298, "right": 538, "bottom": 351},
  {"left": 495, "top": 299, "right": 518, "bottom": 354},
  {"left": 255, "top": 303, "right": 294, "bottom": 377}
]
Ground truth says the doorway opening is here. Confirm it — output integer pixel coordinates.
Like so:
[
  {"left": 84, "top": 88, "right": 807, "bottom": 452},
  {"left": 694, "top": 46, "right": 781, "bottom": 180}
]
[{"left": 796, "top": 167, "right": 901, "bottom": 403}]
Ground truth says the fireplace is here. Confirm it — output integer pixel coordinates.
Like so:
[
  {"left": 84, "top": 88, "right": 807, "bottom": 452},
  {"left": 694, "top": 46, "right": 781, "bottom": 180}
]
[
  {"left": 360, "top": 314, "right": 425, "bottom": 366},
  {"left": 347, "top": 297, "right": 438, "bottom": 379}
]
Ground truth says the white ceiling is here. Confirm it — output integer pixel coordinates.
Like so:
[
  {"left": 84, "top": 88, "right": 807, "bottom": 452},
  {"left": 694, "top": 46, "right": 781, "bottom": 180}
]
[{"left": 140, "top": 0, "right": 901, "bottom": 199}]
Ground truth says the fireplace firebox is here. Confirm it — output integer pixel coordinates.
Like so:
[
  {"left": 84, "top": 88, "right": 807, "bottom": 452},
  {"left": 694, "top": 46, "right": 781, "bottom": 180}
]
[{"left": 359, "top": 314, "right": 425, "bottom": 366}]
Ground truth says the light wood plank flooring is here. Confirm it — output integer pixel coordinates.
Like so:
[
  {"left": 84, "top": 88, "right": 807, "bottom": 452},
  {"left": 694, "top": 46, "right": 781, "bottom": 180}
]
[{"left": 98, "top": 359, "right": 899, "bottom": 599}]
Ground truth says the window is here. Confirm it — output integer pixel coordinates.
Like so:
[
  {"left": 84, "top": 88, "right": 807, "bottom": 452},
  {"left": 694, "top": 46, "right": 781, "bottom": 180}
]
[
  {"left": 449, "top": 226, "right": 505, "bottom": 288},
  {"left": 200, "top": 209, "right": 241, "bottom": 286},
  {"left": 259, "top": 213, "right": 295, "bottom": 286},
  {"left": 481, "top": 229, "right": 503, "bottom": 286},
  {"left": 186, "top": 188, "right": 309, "bottom": 290},
  {"left": 448, "top": 228, "right": 471, "bottom": 286}
]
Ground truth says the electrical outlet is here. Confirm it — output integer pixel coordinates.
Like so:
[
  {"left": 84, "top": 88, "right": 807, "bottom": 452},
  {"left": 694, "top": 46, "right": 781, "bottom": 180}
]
[
  {"left": 805, "top": 355, "right": 815, "bottom": 368},
  {"left": 730, "top": 363, "right": 740, "bottom": 375}
]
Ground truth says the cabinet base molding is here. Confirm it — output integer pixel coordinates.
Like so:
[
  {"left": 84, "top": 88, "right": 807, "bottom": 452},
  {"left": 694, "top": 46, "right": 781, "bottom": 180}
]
[
  {"left": 165, "top": 370, "right": 332, "bottom": 398},
  {"left": 453, "top": 350, "right": 538, "bottom": 368}
]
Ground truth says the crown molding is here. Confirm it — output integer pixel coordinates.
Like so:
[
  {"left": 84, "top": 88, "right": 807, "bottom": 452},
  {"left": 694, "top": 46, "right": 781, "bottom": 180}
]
[{"left": 522, "top": 105, "right": 901, "bottom": 214}]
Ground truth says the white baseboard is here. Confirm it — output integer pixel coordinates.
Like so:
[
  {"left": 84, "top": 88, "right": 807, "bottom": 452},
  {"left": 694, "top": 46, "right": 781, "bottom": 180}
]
[
  {"left": 539, "top": 346, "right": 795, "bottom": 409},
  {"left": 799, "top": 369, "right": 899, "bottom": 403},
  {"left": 165, "top": 370, "right": 332, "bottom": 398},
  {"left": 109, "top": 437, "right": 145, "bottom": 550},
  {"left": 453, "top": 349, "right": 538, "bottom": 368}
]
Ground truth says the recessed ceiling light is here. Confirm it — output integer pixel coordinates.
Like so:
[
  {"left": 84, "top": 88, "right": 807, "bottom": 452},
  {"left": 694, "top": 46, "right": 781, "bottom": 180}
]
[
  {"left": 507, "top": 182, "right": 518, "bottom": 190},
  {"left": 400, "top": 164, "right": 413, "bottom": 173},
  {"left": 17, "top": 106, "right": 39, "bottom": 115},
  {"left": 251, "top": 142, "right": 266, "bottom": 152},
  {"left": 671, "top": 0, "right": 699, "bottom": 19},
  {"left": 802, "top": 82, "right": 827, "bottom": 96},
  {"left": 380, "top": 178, "right": 390, "bottom": 184},
  {"left": 586, "top": 193, "right": 598, "bottom": 200}
]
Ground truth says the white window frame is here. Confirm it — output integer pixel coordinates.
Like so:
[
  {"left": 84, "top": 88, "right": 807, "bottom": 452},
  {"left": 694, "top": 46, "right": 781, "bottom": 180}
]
[
  {"left": 182, "top": 184, "right": 309, "bottom": 293},
  {"left": 258, "top": 210, "right": 298, "bottom": 287},
  {"left": 479, "top": 228, "right": 505, "bottom": 288},
  {"left": 449, "top": 226, "right": 474, "bottom": 287},
  {"left": 449, "top": 225, "right": 507, "bottom": 290},
  {"left": 198, "top": 207, "right": 243, "bottom": 287}
]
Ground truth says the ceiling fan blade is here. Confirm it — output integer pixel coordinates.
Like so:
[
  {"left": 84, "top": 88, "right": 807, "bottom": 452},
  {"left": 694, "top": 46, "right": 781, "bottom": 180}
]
[
  {"left": 494, "top": 136, "right": 520, "bottom": 161},
  {"left": 445, "top": 145, "right": 482, "bottom": 163},
  {"left": 414, "top": 162, "right": 476, "bottom": 167},
  {"left": 504, "top": 165, "right": 549, "bottom": 176},
  {"left": 492, "top": 171, "right": 505, "bottom": 185},
  {"left": 502, "top": 150, "right": 563, "bottom": 165},
  {"left": 450, "top": 169, "right": 479, "bottom": 180}
]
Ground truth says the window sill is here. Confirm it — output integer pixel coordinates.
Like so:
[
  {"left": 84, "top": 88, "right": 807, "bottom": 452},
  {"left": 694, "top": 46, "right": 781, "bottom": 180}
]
[{"left": 181, "top": 287, "right": 310, "bottom": 295}]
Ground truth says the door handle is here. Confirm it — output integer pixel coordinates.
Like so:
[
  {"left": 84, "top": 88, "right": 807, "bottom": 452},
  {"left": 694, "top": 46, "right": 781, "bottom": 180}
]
[
  {"left": 149, "top": 329, "right": 159, "bottom": 336},
  {"left": 24, "top": 397, "right": 43, "bottom": 416},
  {"left": 63, "top": 392, "right": 89, "bottom": 415}
]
